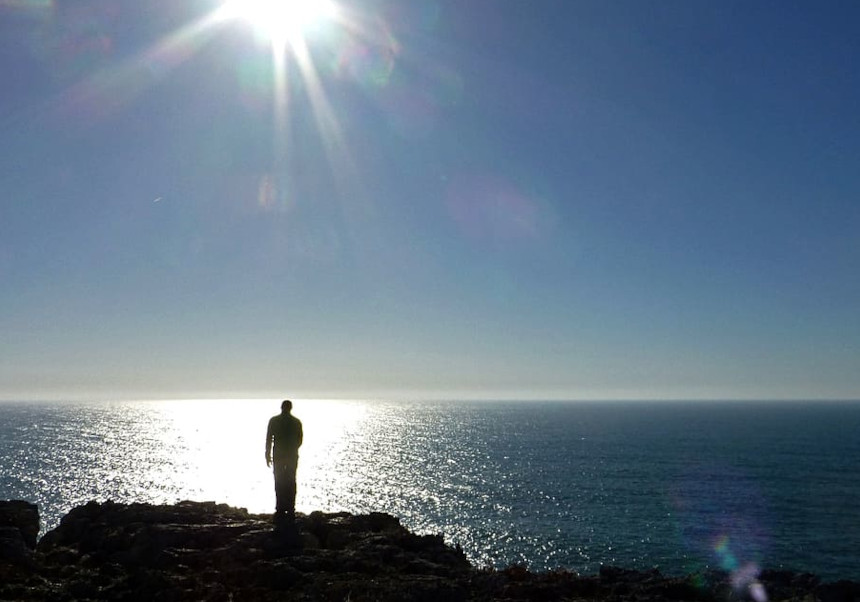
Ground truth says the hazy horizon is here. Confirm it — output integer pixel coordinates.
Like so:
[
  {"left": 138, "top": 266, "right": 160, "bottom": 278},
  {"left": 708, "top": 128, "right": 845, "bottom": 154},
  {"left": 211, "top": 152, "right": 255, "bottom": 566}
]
[{"left": 2, "top": 394, "right": 859, "bottom": 404}]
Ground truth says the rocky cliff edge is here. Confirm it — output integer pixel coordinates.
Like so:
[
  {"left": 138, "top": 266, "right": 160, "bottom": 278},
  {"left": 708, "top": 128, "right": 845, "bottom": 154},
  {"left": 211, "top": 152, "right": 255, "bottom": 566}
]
[{"left": 2, "top": 499, "right": 858, "bottom": 601}]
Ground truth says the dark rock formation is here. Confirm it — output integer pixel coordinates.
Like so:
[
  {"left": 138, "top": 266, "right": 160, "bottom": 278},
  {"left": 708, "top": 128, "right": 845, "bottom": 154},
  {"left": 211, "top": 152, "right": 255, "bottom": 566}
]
[
  {"left": 1, "top": 499, "right": 858, "bottom": 601},
  {"left": 0, "top": 500, "right": 39, "bottom": 574},
  {"left": 0, "top": 500, "right": 39, "bottom": 550}
]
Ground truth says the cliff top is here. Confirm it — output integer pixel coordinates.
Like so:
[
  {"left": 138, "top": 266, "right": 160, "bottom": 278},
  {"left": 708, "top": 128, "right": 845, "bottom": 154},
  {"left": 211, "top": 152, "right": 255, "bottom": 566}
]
[{"left": 1, "top": 500, "right": 858, "bottom": 601}]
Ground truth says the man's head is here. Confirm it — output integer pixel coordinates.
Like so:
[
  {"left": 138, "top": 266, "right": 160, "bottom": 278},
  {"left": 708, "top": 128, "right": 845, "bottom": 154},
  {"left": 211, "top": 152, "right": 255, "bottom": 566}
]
[{"left": 281, "top": 399, "right": 293, "bottom": 413}]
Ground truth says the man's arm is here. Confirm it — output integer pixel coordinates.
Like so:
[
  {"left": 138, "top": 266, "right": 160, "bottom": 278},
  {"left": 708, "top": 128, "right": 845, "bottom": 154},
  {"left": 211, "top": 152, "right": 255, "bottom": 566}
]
[{"left": 265, "top": 419, "right": 273, "bottom": 467}]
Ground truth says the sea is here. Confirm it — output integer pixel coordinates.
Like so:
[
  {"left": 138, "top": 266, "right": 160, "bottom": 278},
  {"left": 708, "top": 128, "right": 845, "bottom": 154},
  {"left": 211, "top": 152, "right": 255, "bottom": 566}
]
[{"left": 1, "top": 399, "right": 858, "bottom": 582}]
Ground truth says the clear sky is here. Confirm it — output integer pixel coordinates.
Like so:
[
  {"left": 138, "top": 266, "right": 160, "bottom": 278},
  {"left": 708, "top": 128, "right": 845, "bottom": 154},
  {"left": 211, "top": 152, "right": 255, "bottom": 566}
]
[{"left": 2, "top": 0, "right": 859, "bottom": 401}]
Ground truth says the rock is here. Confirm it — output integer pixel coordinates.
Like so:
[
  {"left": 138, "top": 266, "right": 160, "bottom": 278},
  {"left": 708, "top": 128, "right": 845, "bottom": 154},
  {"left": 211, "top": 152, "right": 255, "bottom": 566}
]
[
  {"left": 0, "top": 499, "right": 857, "bottom": 601},
  {"left": 0, "top": 526, "right": 33, "bottom": 566},
  {"left": 28, "top": 500, "right": 476, "bottom": 601},
  {"left": 0, "top": 500, "right": 39, "bottom": 550},
  {"left": 817, "top": 580, "right": 860, "bottom": 602}
]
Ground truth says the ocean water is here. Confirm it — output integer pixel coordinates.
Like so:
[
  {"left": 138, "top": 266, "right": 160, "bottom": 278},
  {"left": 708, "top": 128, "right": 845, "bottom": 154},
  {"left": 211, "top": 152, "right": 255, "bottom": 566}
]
[{"left": 1, "top": 399, "right": 858, "bottom": 581}]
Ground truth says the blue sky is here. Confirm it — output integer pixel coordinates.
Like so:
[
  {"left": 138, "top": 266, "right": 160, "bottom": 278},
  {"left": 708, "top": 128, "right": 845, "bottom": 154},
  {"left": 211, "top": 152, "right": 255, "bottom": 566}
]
[{"left": 1, "top": 0, "right": 859, "bottom": 401}]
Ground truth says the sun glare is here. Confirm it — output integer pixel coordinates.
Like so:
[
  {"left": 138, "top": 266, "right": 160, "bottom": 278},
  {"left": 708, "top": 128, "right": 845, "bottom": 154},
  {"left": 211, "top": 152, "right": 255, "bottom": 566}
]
[{"left": 221, "top": 0, "right": 337, "bottom": 48}]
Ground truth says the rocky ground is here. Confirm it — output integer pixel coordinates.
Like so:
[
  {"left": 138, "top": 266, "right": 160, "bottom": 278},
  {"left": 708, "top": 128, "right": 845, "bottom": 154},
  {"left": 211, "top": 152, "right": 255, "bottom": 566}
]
[{"left": 1, "top": 500, "right": 858, "bottom": 601}]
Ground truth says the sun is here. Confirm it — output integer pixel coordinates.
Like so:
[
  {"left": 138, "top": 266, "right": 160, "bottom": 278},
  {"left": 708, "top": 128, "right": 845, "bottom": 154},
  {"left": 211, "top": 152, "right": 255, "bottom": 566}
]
[{"left": 220, "top": 0, "right": 337, "bottom": 48}]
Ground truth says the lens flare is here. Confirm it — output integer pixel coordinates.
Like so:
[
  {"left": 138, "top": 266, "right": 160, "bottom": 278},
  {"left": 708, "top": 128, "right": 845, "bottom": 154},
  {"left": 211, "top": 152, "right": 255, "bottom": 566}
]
[
  {"left": 332, "top": 25, "right": 400, "bottom": 91},
  {"left": 672, "top": 465, "right": 770, "bottom": 602},
  {"left": 446, "top": 174, "right": 544, "bottom": 242}
]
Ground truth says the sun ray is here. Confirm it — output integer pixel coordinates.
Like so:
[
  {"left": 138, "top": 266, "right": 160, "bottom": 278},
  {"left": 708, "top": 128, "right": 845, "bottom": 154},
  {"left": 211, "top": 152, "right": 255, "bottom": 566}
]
[
  {"left": 289, "top": 37, "right": 354, "bottom": 182},
  {"left": 271, "top": 42, "right": 291, "bottom": 169},
  {"left": 212, "top": 0, "right": 357, "bottom": 207},
  {"left": 50, "top": 11, "right": 225, "bottom": 126}
]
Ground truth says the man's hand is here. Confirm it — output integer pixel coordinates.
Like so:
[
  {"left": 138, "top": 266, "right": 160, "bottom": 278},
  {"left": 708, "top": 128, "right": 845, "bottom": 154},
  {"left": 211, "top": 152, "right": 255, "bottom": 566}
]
[{"left": 266, "top": 455, "right": 272, "bottom": 468}]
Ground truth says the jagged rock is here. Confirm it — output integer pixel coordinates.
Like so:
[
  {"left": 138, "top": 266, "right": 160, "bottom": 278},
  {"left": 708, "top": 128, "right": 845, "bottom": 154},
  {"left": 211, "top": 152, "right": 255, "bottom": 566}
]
[
  {"left": 0, "top": 500, "right": 39, "bottom": 550},
  {"left": 0, "top": 499, "right": 857, "bottom": 601},
  {"left": 817, "top": 580, "right": 860, "bottom": 602},
  {"left": 0, "top": 526, "right": 34, "bottom": 567}
]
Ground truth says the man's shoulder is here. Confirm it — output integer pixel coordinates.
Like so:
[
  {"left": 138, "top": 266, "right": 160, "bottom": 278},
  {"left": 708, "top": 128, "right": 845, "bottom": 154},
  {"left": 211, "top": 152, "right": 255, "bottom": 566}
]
[
  {"left": 268, "top": 414, "right": 289, "bottom": 430},
  {"left": 270, "top": 414, "right": 301, "bottom": 428}
]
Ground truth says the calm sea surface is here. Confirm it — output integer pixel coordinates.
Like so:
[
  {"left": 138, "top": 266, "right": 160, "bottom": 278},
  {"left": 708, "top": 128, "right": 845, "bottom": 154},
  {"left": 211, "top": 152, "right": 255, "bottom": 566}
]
[{"left": 1, "top": 399, "right": 858, "bottom": 581}]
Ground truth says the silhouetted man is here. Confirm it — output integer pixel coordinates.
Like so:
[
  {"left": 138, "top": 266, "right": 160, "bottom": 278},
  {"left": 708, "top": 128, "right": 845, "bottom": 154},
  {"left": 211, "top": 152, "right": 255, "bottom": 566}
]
[{"left": 265, "top": 399, "right": 303, "bottom": 521}]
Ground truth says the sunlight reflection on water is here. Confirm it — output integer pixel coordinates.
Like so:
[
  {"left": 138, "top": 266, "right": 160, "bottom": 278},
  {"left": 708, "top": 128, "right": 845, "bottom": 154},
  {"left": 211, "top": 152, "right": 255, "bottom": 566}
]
[
  {"left": 2, "top": 399, "right": 859, "bottom": 580},
  {"left": 0, "top": 399, "right": 373, "bottom": 528},
  {"left": 133, "top": 399, "right": 372, "bottom": 516}
]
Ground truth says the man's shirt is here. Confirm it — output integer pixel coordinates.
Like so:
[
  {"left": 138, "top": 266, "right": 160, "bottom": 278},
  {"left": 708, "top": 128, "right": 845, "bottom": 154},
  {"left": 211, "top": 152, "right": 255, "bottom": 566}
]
[{"left": 267, "top": 413, "right": 303, "bottom": 463}]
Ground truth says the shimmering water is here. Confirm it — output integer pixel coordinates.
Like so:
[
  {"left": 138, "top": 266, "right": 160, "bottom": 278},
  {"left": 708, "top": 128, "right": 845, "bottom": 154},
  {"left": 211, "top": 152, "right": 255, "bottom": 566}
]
[{"left": 1, "top": 399, "right": 858, "bottom": 581}]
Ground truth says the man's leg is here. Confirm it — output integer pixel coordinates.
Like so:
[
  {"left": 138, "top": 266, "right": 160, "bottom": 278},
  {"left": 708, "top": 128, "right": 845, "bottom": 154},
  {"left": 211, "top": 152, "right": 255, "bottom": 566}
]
[
  {"left": 274, "top": 458, "right": 298, "bottom": 517},
  {"left": 284, "top": 456, "right": 298, "bottom": 517},
  {"left": 274, "top": 465, "right": 290, "bottom": 515},
  {"left": 284, "top": 471, "right": 296, "bottom": 518}
]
